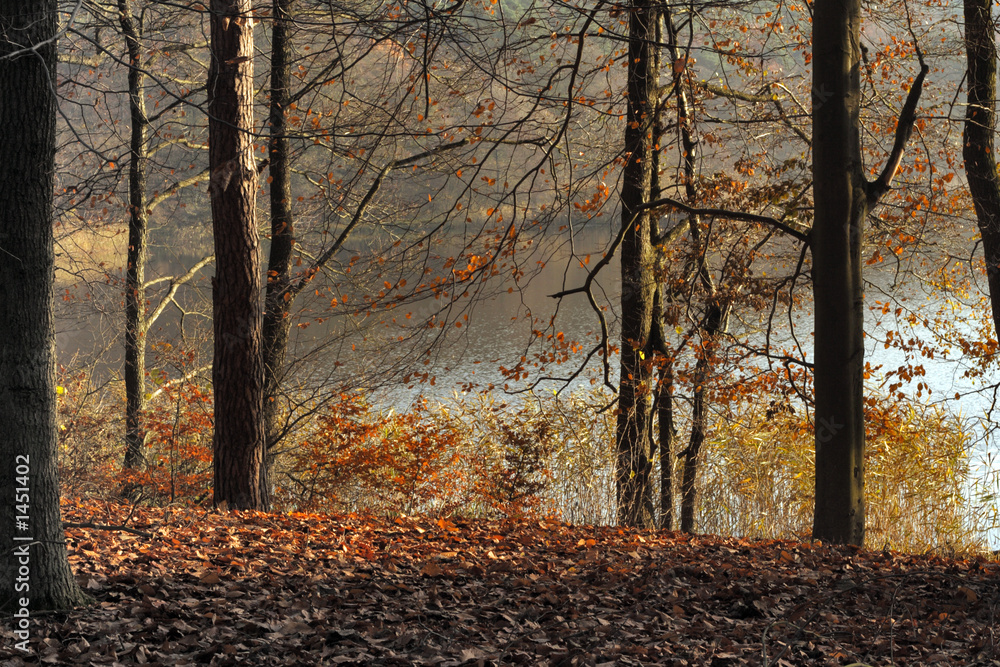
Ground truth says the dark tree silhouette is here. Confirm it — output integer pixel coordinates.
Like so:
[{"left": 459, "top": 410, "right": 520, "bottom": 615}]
[{"left": 0, "top": 0, "right": 91, "bottom": 610}]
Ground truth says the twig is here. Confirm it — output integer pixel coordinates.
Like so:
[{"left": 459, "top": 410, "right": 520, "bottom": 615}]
[{"left": 63, "top": 521, "right": 154, "bottom": 538}]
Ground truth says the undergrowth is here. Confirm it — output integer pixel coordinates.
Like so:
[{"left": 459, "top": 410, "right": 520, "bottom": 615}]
[{"left": 55, "top": 368, "right": 995, "bottom": 555}]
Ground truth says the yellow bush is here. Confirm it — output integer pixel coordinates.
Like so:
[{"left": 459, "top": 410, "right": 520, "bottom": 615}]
[{"left": 699, "top": 395, "right": 988, "bottom": 553}]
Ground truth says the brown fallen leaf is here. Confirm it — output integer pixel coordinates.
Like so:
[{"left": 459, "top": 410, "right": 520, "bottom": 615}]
[
  {"left": 199, "top": 571, "right": 221, "bottom": 584},
  {"left": 957, "top": 585, "right": 978, "bottom": 603},
  {"left": 421, "top": 562, "right": 444, "bottom": 577},
  {"left": 18, "top": 498, "right": 996, "bottom": 667}
]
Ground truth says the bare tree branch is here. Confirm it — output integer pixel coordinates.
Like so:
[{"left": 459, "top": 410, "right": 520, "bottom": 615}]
[
  {"left": 143, "top": 255, "right": 214, "bottom": 332},
  {"left": 866, "top": 50, "right": 929, "bottom": 204},
  {"left": 146, "top": 168, "right": 210, "bottom": 213}
]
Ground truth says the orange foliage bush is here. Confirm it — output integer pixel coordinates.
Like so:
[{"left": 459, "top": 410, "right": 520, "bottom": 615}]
[
  {"left": 56, "top": 368, "right": 563, "bottom": 517},
  {"left": 57, "top": 367, "right": 213, "bottom": 505},
  {"left": 275, "top": 394, "right": 464, "bottom": 515},
  {"left": 54, "top": 361, "right": 987, "bottom": 556},
  {"left": 124, "top": 381, "right": 213, "bottom": 503},
  {"left": 273, "top": 393, "right": 563, "bottom": 518},
  {"left": 450, "top": 397, "right": 560, "bottom": 518}
]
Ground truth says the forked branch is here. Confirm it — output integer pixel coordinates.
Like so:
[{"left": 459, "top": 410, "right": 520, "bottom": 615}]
[{"left": 866, "top": 48, "right": 929, "bottom": 205}]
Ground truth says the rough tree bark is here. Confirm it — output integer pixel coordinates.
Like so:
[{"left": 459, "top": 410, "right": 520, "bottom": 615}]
[
  {"left": 655, "top": 365, "right": 675, "bottom": 529},
  {"left": 0, "top": 0, "right": 92, "bottom": 611},
  {"left": 119, "top": 0, "right": 149, "bottom": 474},
  {"left": 811, "top": 0, "right": 927, "bottom": 544},
  {"left": 648, "top": 1, "right": 672, "bottom": 531},
  {"left": 209, "top": 0, "right": 266, "bottom": 510},
  {"left": 616, "top": 0, "right": 658, "bottom": 528},
  {"left": 260, "top": 0, "right": 295, "bottom": 501},
  {"left": 811, "top": 0, "right": 866, "bottom": 546},
  {"left": 963, "top": 0, "right": 1000, "bottom": 335}
]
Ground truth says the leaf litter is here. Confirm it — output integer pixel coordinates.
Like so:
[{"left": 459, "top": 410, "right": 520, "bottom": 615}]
[{"left": 3, "top": 500, "right": 1000, "bottom": 666}]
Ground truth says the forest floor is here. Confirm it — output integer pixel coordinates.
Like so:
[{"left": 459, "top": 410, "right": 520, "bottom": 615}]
[{"left": 2, "top": 500, "right": 1000, "bottom": 666}]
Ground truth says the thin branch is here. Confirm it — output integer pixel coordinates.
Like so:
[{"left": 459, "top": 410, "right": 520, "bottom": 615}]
[
  {"left": 696, "top": 81, "right": 811, "bottom": 146},
  {"left": 146, "top": 85, "right": 206, "bottom": 124},
  {"left": 59, "top": 52, "right": 105, "bottom": 66},
  {"left": 549, "top": 195, "right": 640, "bottom": 300},
  {"left": 730, "top": 342, "right": 814, "bottom": 369},
  {"left": 696, "top": 81, "right": 771, "bottom": 103},
  {"left": 285, "top": 138, "right": 472, "bottom": 302},
  {"left": 148, "top": 137, "right": 209, "bottom": 158},
  {"left": 63, "top": 521, "right": 154, "bottom": 538},
  {"left": 647, "top": 196, "right": 810, "bottom": 243},
  {"left": 146, "top": 169, "right": 210, "bottom": 213},
  {"left": 143, "top": 255, "right": 215, "bottom": 332},
  {"left": 866, "top": 49, "right": 929, "bottom": 205},
  {"left": 147, "top": 364, "right": 213, "bottom": 403},
  {"left": 0, "top": 0, "right": 85, "bottom": 61}
]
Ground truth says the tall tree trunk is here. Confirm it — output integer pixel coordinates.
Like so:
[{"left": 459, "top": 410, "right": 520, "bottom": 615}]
[
  {"left": 616, "top": 0, "right": 658, "bottom": 528},
  {"left": 0, "top": 0, "right": 91, "bottom": 612},
  {"left": 963, "top": 0, "right": 1000, "bottom": 334},
  {"left": 209, "top": 0, "right": 266, "bottom": 510},
  {"left": 119, "top": 0, "right": 149, "bottom": 475},
  {"left": 647, "top": 1, "right": 678, "bottom": 532},
  {"left": 680, "top": 301, "right": 728, "bottom": 533},
  {"left": 679, "top": 377, "right": 703, "bottom": 533},
  {"left": 656, "top": 364, "right": 674, "bottom": 529},
  {"left": 810, "top": 0, "right": 926, "bottom": 544},
  {"left": 260, "top": 0, "right": 296, "bottom": 501},
  {"left": 811, "top": 0, "right": 867, "bottom": 545},
  {"left": 664, "top": 6, "right": 719, "bottom": 534}
]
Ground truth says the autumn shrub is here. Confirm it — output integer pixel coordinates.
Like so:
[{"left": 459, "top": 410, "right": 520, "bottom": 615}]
[
  {"left": 699, "top": 394, "right": 989, "bottom": 553},
  {"left": 863, "top": 398, "right": 988, "bottom": 553},
  {"left": 272, "top": 389, "right": 617, "bottom": 520},
  {"left": 57, "top": 369, "right": 124, "bottom": 498},
  {"left": 514, "top": 391, "right": 618, "bottom": 524},
  {"left": 54, "top": 364, "right": 990, "bottom": 556},
  {"left": 56, "top": 366, "right": 213, "bottom": 505},
  {"left": 435, "top": 390, "right": 620, "bottom": 521},
  {"left": 435, "top": 386, "right": 990, "bottom": 555},
  {"left": 694, "top": 401, "right": 814, "bottom": 540},
  {"left": 445, "top": 394, "right": 556, "bottom": 518},
  {"left": 128, "top": 380, "right": 214, "bottom": 504},
  {"left": 274, "top": 394, "right": 464, "bottom": 514}
]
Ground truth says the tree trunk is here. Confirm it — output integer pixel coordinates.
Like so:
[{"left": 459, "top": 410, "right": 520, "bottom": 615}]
[
  {"left": 811, "top": 0, "right": 866, "bottom": 545},
  {"left": 664, "top": 5, "right": 720, "bottom": 534},
  {"left": 963, "top": 0, "right": 1000, "bottom": 334},
  {"left": 260, "top": 0, "right": 296, "bottom": 501},
  {"left": 679, "top": 389, "right": 703, "bottom": 534},
  {"left": 209, "top": 0, "right": 266, "bottom": 510},
  {"left": 656, "top": 364, "right": 674, "bottom": 530},
  {"left": 0, "top": 0, "right": 92, "bottom": 612},
  {"left": 810, "top": 0, "right": 928, "bottom": 544},
  {"left": 648, "top": 4, "right": 675, "bottom": 532},
  {"left": 615, "top": 0, "right": 658, "bottom": 528},
  {"left": 119, "top": 0, "right": 149, "bottom": 475},
  {"left": 679, "top": 301, "right": 728, "bottom": 533}
]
